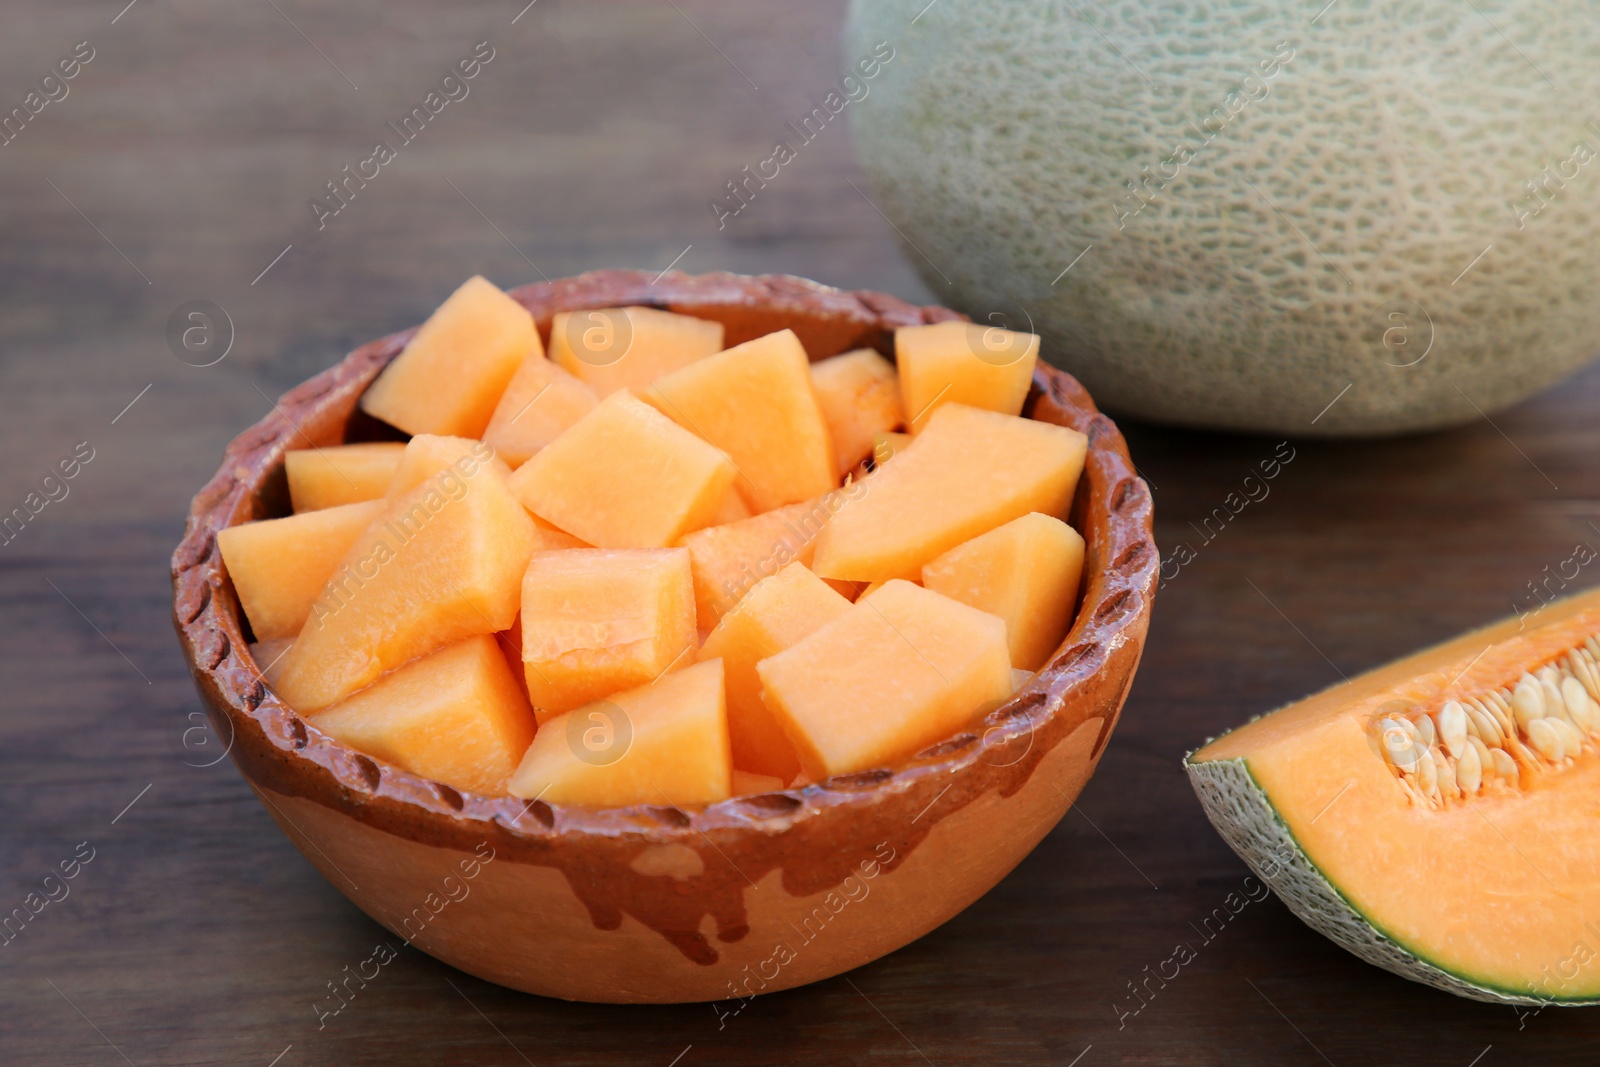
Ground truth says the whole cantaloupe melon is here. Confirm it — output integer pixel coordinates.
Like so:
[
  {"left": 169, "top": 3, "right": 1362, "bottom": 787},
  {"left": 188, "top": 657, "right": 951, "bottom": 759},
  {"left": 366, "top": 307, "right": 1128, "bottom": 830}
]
[{"left": 844, "top": 0, "right": 1600, "bottom": 435}]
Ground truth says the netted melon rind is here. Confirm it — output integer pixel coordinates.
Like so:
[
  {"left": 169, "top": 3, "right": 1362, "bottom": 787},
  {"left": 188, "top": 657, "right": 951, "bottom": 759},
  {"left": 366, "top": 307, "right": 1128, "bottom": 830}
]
[{"left": 1184, "top": 755, "right": 1592, "bottom": 1006}]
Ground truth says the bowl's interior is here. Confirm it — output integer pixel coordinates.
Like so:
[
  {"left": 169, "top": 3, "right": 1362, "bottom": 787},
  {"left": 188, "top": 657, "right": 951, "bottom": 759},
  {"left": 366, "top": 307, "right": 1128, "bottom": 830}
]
[{"left": 172, "top": 269, "right": 1158, "bottom": 857}]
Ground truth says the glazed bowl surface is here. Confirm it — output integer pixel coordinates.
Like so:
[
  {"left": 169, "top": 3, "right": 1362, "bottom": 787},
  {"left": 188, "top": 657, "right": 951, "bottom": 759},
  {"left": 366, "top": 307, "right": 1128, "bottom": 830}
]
[{"left": 170, "top": 269, "right": 1158, "bottom": 1003}]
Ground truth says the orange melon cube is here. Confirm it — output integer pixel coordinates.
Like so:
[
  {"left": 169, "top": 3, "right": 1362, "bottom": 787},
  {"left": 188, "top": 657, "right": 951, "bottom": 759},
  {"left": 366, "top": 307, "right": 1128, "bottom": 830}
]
[
  {"left": 871, "top": 431, "right": 913, "bottom": 467},
  {"left": 273, "top": 457, "right": 536, "bottom": 712},
  {"left": 922, "top": 512, "right": 1086, "bottom": 671},
  {"left": 677, "top": 490, "right": 859, "bottom": 629},
  {"left": 383, "top": 435, "right": 505, "bottom": 500},
  {"left": 643, "top": 329, "right": 835, "bottom": 512},
  {"left": 285, "top": 443, "right": 405, "bottom": 512},
  {"left": 757, "top": 580, "right": 1013, "bottom": 778},
  {"left": 549, "top": 306, "right": 723, "bottom": 397},
  {"left": 708, "top": 485, "right": 753, "bottom": 527},
  {"left": 700, "top": 562, "right": 852, "bottom": 780},
  {"left": 897, "top": 320, "right": 1039, "bottom": 432},
  {"left": 310, "top": 636, "right": 536, "bottom": 796},
  {"left": 811, "top": 404, "right": 1087, "bottom": 583},
  {"left": 520, "top": 548, "right": 696, "bottom": 721},
  {"left": 810, "top": 348, "right": 904, "bottom": 475},
  {"left": 248, "top": 638, "right": 295, "bottom": 686},
  {"left": 507, "top": 658, "right": 730, "bottom": 807},
  {"left": 529, "top": 514, "right": 588, "bottom": 551},
  {"left": 481, "top": 353, "right": 599, "bottom": 466},
  {"left": 507, "top": 390, "right": 736, "bottom": 549},
  {"left": 497, "top": 614, "right": 530, "bottom": 704},
  {"left": 219, "top": 500, "right": 383, "bottom": 641},
  {"left": 359, "top": 276, "right": 538, "bottom": 438},
  {"left": 731, "top": 769, "right": 786, "bottom": 796}
]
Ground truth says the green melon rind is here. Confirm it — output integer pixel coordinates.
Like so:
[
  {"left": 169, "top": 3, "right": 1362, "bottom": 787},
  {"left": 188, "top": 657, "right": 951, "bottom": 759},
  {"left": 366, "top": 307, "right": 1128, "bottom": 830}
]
[{"left": 1184, "top": 754, "right": 1598, "bottom": 1007}]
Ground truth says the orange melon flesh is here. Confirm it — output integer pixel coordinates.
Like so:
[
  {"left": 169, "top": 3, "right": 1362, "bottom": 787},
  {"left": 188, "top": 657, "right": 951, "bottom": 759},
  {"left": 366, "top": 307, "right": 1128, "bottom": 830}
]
[
  {"left": 549, "top": 306, "right": 724, "bottom": 398},
  {"left": 811, "top": 403, "right": 1087, "bottom": 583},
  {"left": 310, "top": 635, "right": 536, "bottom": 796},
  {"left": 1188, "top": 587, "right": 1600, "bottom": 1003},
  {"left": 921, "top": 512, "right": 1086, "bottom": 671},
  {"left": 507, "top": 390, "right": 736, "bottom": 549},
  {"left": 383, "top": 435, "right": 504, "bottom": 500},
  {"left": 871, "top": 431, "right": 913, "bottom": 467},
  {"left": 286, "top": 443, "right": 404, "bottom": 512},
  {"left": 520, "top": 548, "right": 696, "bottom": 721},
  {"left": 219, "top": 500, "right": 383, "bottom": 641},
  {"left": 529, "top": 514, "right": 588, "bottom": 551},
  {"left": 481, "top": 353, "right": 599, "bottom": 466},
  {"left": 730, "top": 769, "right": 787, "bottom": 796},
  {"left": 757, "top": 580, "right": 1012, "bottom": 778},
  {"left": 699, "top": 562, "right": 853, "bottom": 780},
  {"left": 643, "top": 329, "right": 836, "bottom": 512},
  {"left": 809, "top": 348, "right": 904, "bottom": 476},
  {"left": 677, "top": 489, "right": 860, "bottom": 630},
  {"left": 507, "top": 658, "right": 731, "bottom": 807},
  {"left": 359, "top": 276, "right": 538, "bottom": 438},
  {"left": 707, "top": 485, "right": 753, "bottom": 527},
  {"left": 897, "top": 320, "right": 1039, "bottom": 432},
  {"left": 272, "top": 457, "right": 536, "bottom": 712}
]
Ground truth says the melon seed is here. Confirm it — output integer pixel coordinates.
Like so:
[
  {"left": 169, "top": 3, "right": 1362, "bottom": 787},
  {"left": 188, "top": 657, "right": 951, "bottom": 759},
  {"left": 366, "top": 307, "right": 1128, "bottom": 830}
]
[
  {"left": 1415, "top": 747, "right": 1439, "bottom": 796},
  {"left": 1378, "top": 718, "right": 1416, "bottom": 769},
  {"left": 1561, "top": 676, "right": 1598, "bottom": 735},
  {"left": 1527, "top": 717, "right": 1565, "bottom": 761},
  {"left": 1466, "top": 734, "right": 1495, "bottom": 780},
  {"left": 1512, "top": 678, "right": 1546, "bottom": 731},
  {"left": 1437, "top": 702, "right": 1469, "bottom": 758},
  {"left": 1412, "top": 713, "right": 1436, "bottom": 750},
  {"left": 1465, "top": 700, "right": 1503, "bottom": 746},
  {"left": 1490, "top": 747, "right": 1518, "bottom": 782},
  {"left": 1455, "top": 740, "right": 1483, "bottom": 795},
  {"left": 1550, "top": 716, "right": 1585, "bottom": 755}
]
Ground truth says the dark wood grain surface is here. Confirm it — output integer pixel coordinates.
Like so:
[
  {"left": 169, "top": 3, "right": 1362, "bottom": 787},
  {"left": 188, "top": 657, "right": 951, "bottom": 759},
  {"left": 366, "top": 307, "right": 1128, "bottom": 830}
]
[{"left": 2, "top": 2, "right": 1597, "bottom": 1064}]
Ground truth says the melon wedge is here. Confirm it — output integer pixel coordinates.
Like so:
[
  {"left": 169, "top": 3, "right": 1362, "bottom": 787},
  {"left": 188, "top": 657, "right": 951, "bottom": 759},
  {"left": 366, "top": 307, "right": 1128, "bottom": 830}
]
[
  {"left": 272, "top": 456, "right": 536, "bottom": 712},
  {"left": 677, "top": 489, "right": 860, "bottom": 630},
  {"left": 1187, "top": 587, "right": 1600, "bottom": 1005},
  {"left": 811, "top": 403, "right": 1087, "bottom": 583},
  {"left": 757, "top": 580, "right": 1012, "bottom": 778},
  {"left": 549, "top": 306, "right": 723, "bottom": 398},
  {"left": 507, "top": 658, "right": 731, "bottom": 807},
  {"left": 519, "top": 548, "right": 696, "bottom": 721},
  {"left": 311, "top": 635, "right": 536, "bottom": 796},
  {"left": 219, "top": 500, "right": 383, "bottom": 641},
  {"left": 643, "top": 329, "right": 835, "bottom": 512},
  {"left": 921, "top": 512, "right": 1085, "bottom": 671},
  {"left": 699, "top": 562, "right": 852, "bottom": 780},
  {"left": 897, "top": 320, "right": 1039, "bottom": 432},
  {"left": 359, "top": 276, "right": 538, "bottom": 438},
  {"left": 507, "top": 390, "right": 736, "bottom": 549},
  {"left": 286, "top": 443, "right": 404, "bottom": 512},
  {"left": 481, "top": 352, "right": 599, "bottom": 467},
  {"left": 809, "top": 348, "right": 904, "bottom": 476}
]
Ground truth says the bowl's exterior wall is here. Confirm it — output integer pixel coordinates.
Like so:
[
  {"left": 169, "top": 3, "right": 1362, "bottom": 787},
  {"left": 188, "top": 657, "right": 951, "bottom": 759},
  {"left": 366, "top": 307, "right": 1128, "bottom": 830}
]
[
  {"left": 172, "top": 270, "right": 1159, "bottom": 1003},
  {"left": 253, "top": 716, "right": 1107, "bottom": 1003}
]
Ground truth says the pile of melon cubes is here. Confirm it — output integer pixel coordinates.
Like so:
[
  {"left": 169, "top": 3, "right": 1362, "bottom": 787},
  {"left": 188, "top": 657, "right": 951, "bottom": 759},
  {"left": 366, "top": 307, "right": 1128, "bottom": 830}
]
[{"left": 218, "top": 276, "right": 1089, "bottom": 808}]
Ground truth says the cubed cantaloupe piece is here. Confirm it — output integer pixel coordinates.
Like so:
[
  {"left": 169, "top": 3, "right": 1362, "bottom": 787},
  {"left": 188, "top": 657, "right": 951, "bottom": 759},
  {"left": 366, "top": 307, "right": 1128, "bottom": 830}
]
[
  {"left": 708, "top": 485, "right": 753, "bottom": 526},
  {"left": 219, "top": 500, "right": 383, "bottom": 641},
  {"left": 481, "top": 352, "right": 599, "bottom": 466},
  {"left": 757, "top": 580, "right": 1013, "bottom": 778},
  {"left": 872, "top": 431, "right": 913, "bottom": 467},
  {"left": 530, "top": 514, "right": 588, "bottom": 551},
  {"left": 677, "top": 491, "right": 856, "bottom": 630},
  {"left": 731, "top": 769, "right": 787, "bottom": 796},
  {"left": 520, "top": 548, "right": 696, "bottom": 721},
  {"left": 699, "top": 562, "right": 852, "bottom": 780},
  {"left": 811, "top": 404, "right": 1086, "bottom": 583},
  {"left": 897, "top": 320, "right": 1039, "bottom": 432},
  {"left": 286, "top": 443, "right": 405, "bottom": 512},
  {"left": 810, "top": 349, "right": 904, "bottom": 476},
  {"left": 507, "top": 658, "right": 730, "bottom": 807},
  {"left": 359, "top": 276, "right": 538, "bottom": 438},
  {"left": 549, "top": 306, "right": 724, "bottom": 397},
  {"left": 384, "top": 435, "right": 505, "bottom": 500},
  {"left": 507, "top": 390, "right": 736, "bottom": 549},
  {"left": 273, "top": 456, "right": 536, "bottom": 712},
  {"left": 921, "top": 512, "right": 1086, "bottom": 671},
  {"left": 310, "top": 636, "right": 536, "bottom": 795},
  {"left": 643, "top": 329, "right": 835, "bottom": 512}
]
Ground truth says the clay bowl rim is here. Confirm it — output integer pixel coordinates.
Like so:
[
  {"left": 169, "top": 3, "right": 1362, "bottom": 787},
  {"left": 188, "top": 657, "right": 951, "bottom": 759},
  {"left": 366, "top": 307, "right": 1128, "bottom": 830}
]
[{"left": 170, "top": 268, "right": 1159, "bottom": 852}]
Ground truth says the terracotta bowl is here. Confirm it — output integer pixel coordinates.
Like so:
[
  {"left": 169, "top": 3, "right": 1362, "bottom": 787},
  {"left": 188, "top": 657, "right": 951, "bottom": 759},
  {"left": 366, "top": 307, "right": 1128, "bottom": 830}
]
[{"left": 170, "top": 270, "right": 1158, "bottom": 1004}]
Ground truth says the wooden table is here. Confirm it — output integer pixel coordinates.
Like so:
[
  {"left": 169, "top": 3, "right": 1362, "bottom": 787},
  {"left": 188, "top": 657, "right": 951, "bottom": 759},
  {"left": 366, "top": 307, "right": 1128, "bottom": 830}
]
[{"left": 2, "top": 2, "right": 1596, "bottom": 1063}]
